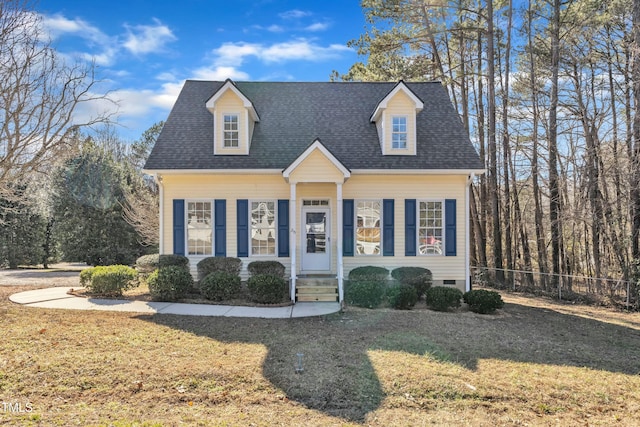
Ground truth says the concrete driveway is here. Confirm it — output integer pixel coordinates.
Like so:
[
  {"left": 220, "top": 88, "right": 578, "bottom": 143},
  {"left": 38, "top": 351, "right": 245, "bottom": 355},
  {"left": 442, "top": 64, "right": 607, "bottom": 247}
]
[{"left": 0, "top": 263, "right": 83, "bottom": 287}]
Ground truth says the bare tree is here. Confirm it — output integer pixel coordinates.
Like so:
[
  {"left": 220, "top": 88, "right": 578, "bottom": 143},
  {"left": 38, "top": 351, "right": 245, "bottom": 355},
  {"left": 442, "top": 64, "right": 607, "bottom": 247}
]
[
  {"left": 0, "top": 0, "right": 113, "bottom": 203},
  {"left": 122, "top": 122, "right": 164, "bottom": 248},
  {"left": 122, "top": 184, "right": 159, "bottom": 247},
  {"left": 632, "top": 0, "right": 640, "bottom": 260}
]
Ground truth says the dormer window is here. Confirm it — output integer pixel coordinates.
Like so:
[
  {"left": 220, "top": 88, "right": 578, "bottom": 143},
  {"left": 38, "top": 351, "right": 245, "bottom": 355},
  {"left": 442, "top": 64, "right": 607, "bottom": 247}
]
[
  {"left": 370, "top": 81, "right": 423, "bottom": 156},
  {"left": 392, "top": 116, "right": 407, "bottom": 149},
  {"left": 206, "top": 79, "right": 260, "bottom": 156},
  {"left": 223, "top": 114, "right": 239, "bottom": 147}
]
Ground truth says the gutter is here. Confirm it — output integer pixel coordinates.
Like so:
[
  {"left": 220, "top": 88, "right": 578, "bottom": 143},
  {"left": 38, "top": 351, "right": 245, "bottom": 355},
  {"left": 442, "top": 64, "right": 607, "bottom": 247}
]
[
  {"left": 465, "top": 172, "right": 476, "bottom": 292},
  {"left": 155, "top": 174, "right": 164, "bottom": 254}
]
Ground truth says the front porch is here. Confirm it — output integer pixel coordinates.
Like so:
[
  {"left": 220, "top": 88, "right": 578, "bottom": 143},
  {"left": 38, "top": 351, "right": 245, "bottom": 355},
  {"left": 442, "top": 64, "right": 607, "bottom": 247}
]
[{"left": 283, "top": 139, "right": 351, "bottom": 304}]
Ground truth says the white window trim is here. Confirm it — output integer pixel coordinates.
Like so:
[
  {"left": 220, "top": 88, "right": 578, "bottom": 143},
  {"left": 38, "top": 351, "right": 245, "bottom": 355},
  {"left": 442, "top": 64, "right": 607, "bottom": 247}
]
[
  {"left": 391, "top": 115, "right": 408, "bottom": 150},
  {"left": 185, "top": 199, "right": 214, "bottom": 257},
  {"left": 417, "top": 199, "right": 445, "bottom": 257},
  {"left": 222, "top": 113, "right": 240, "bottom": 148},
  {"left": 355, "top": 199, "right": 382, "bottom": 257},
  {"left": 302, "top": 199, "right": 330, "bottom": 207},
  {"left": 249, "top": 199, "right": 278, "bottom": 257}
]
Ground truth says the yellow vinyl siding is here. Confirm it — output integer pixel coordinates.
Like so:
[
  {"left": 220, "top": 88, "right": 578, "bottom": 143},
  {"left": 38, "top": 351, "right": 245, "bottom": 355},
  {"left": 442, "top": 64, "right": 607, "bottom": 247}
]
[
  {"left": 287, "top": 149, "right": 345, "bottom": 183},
  {"left": 343, "top": 175, "right": 467, "bottom": 290},
  {"left": 161, "top": 172, "right": 468, "bottom": 290},
  {"left": 214, "top": 90, "right": 249, "bottom": 155},
  {"left": 382, "top": 91, "right": 416, "bottom": 155},
  {"left": 162, "top": 174, "right": 290, "bottom": 278}
]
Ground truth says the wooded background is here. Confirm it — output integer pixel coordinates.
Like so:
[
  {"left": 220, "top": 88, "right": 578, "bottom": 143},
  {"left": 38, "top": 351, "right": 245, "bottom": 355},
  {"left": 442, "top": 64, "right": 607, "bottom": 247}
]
[{"left": 333, "top": 0, "right": 640, "bottom": 299}]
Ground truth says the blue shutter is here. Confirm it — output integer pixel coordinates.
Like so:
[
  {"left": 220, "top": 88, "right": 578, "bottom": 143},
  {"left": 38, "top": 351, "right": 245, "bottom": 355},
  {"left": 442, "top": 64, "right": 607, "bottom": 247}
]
[
  {"left": 237, "top": 199, "right": 249, "bottom": 257},
  {"left": 278, "top": 200, "right": 289, "bottom": 257},
  {"left": 405, "top": 199, "right": 416, "bottom": 256},
  {"left": 214, "top": 199, "right": 226, "bottom": 257},
  {"left": 343, "top": 199, "right": 354, "bottom": 256},
  {"left": 445, "top": 199, "right": 457, "bottom": 256},
  {"left": 383, "top": 199, "right": 394, "bottom": 256},
  {"left": 173, "top": 199, "right": 185, "bottom": 256}
]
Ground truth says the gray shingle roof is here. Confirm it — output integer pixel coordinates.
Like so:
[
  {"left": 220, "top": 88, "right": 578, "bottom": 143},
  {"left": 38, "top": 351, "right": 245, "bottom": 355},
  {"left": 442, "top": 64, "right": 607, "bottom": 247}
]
[{"left": 144, "top": 80, "right": 484, "bottom": 171}]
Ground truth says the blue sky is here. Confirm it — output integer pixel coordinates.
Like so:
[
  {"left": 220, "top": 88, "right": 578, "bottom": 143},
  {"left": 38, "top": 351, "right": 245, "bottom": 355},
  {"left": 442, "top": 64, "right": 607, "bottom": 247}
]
[{"left": 39, "top": 1, "right": 366, "bottom": 140}]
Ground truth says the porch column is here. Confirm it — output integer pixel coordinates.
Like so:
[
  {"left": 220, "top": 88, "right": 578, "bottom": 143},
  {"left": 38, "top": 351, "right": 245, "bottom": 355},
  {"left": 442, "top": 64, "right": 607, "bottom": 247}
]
[
  {"left": 337, "top": 182, "right": 344, "bottom": 302},
  {"left": 290, "top": 182, "right": 297, "bottom": 301}
]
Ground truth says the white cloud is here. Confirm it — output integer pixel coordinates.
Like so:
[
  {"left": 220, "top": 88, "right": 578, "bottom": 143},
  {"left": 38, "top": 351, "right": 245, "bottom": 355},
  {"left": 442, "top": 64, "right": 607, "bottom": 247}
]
[
  {"left": 150, "top": 82, "right": 185, "bottom": 110},
  {"left": 42, "top": 13, "right": 107, "bottom": 43},
  {"left": 123, "top": 18, "right": 176, "bottom": 55},
  {"left": 192, "top": 66, "right": 250, "bottom": 81},
  {"left": 305, "top": 22, "right": 330, "bottom": 32},
  {"left": 42, "top": 13, "right": 117, "bottom": 65},
  {"left": 279, "top": 10, "right": 311, "bottom": 20},
  {"left": 80, "top": 48, "right": 118, "bottom": 66},
  {"left": 213, "top": 39, "right": 351, "bottom": 66},
  {"left": 267, "top": 24, "right": 285, "bottom": 33},
  {"left": 213, "top": 42, "right": 261, "bottom": 66},
  {"left": 156, "top": 72, "right": 177, "bottom": 81}
]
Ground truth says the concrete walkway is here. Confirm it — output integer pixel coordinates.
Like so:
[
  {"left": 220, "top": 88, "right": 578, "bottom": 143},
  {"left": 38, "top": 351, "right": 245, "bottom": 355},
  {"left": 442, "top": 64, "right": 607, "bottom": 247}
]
[{"left": 9, "top": 287, "right": 341, "bottom": 318}]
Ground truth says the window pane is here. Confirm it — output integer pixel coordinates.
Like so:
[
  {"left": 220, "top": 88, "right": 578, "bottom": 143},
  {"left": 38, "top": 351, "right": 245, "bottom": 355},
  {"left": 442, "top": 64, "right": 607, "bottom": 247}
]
[
  {"left": 251, "top": 201, "right": 276, "bottom": 255},
  {"left": 223, "top": 114, "right": 239, "bottom": 147},
  {"left": 418, "top": 201, "right": 442, "bottom": 255},
  {"left": 392, "top": 116, "right": 407, "bottom": 149},
  {"left": 187, "top": 201, "right": 212, "bottom": 255},
  {"left": 305, "top": 212, "right": 326, "bottom": 253},
  {"left": 356, "top": 200, "right": 381, "bottom": 255}
]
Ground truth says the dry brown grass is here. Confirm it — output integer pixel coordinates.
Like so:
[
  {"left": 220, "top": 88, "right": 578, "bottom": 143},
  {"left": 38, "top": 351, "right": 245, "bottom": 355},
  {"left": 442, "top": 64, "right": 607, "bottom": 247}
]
[{"left": 2, "top": 285, "right": 640, "bottom": 426}]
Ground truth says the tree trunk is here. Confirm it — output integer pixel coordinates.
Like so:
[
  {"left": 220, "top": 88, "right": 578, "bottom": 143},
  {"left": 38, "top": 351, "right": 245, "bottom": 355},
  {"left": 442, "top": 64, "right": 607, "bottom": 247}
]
[
  {"left": 501, "top": 0, "right": 514, "bottom": 286},
  {"left": 527, "top": 0, "right": 548, "bottom": 289},
  {"left": 549, "top": 0, "right": 563, "bottom": 289},
  {"left": 632, "top": 0, "right": 640, "bottom": 260},
  {"left": 486, "top": 0, "right": 504, "bottom": 284}
]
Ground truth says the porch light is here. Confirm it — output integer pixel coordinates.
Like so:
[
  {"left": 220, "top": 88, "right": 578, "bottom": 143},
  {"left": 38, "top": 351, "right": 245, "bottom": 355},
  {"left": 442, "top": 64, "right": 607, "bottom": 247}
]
[{"left": 295, "top": 353, "right": 304, "bottom": 374}]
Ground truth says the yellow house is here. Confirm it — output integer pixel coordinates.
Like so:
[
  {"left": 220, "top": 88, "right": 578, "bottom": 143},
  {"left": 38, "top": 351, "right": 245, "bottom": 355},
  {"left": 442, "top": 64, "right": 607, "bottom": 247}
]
[{"left": 144, "top": 79, "right": 484, "bottom": 302}]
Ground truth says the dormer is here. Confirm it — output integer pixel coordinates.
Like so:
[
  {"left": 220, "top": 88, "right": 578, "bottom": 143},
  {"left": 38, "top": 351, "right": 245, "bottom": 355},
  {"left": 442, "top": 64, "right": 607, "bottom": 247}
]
[
  {"left": 370, "top": 81, "right": 423, "bottom": 156},
  {"left": 206, "top": 79, "right": 260, "bottom": 155}
]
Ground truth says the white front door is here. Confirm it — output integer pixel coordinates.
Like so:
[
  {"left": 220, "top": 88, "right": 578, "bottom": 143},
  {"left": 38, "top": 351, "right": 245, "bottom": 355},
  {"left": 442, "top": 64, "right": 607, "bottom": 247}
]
[{"left": 301, "top": 208, "right": 331, "bottom": 272}]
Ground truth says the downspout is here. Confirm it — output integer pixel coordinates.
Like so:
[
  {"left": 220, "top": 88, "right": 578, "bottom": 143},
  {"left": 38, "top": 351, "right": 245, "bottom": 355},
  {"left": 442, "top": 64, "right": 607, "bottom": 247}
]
[
  {"left": 465, "top": 173, "right": 476, "bottom": 292},
  {"left": 156, "top": 174, "right": 164, "bottom": 254}
]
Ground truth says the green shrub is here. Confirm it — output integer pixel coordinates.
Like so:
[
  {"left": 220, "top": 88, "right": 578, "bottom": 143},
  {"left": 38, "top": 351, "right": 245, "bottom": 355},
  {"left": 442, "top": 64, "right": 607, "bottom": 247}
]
[
  {"left": 463, "top": 289, "right": 505, "bottom": 314},
  {"left": 345, "top": 280, "right": 386, "bottom": 308},
  {"left": 247, "top": 274, "right": 288, "bottom": 304},
  {"left": 83, "top": 265, "right": 138, "bottom": 297},
  {"left": 196, "top": 257, "right": 242, "bottom": 281},
  {"left": 247, "top": 261, "right": 286, "bottom": 279},
  {"left": 135, "top": 254, "right": 189, "bottom": 273},
  {"left": 391, "top": 267, "right": 433, "bottom": 298},
  {"left": 147, "top": 266, "right": 194, "bottom": 302},
  {"left": 79, "top": 267, "right": 95, "bottom": 287},
  {"left": 348, "top": 266, "right": 389, "bottom": 283},
  {"left": 386, "top": 283, "right": 418, "bottom": 310},
  {"left": 200, "top": 272, "right": 242, "bottom": 301},
  {"left": 425, "top": 286, "right": 463, "bottom": 312}
]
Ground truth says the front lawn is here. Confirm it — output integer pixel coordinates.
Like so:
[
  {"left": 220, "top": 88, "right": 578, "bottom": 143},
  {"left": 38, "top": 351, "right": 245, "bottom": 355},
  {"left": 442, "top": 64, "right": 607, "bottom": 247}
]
[{"left": 2, "top": 286, "right": 639, "bottom": 426}]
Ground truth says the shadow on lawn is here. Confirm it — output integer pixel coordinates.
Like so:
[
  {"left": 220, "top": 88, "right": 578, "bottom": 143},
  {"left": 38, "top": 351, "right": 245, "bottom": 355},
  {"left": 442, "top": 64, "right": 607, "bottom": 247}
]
[{"left": 138, "top": 301, "right": 640, "bottom": 422}]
